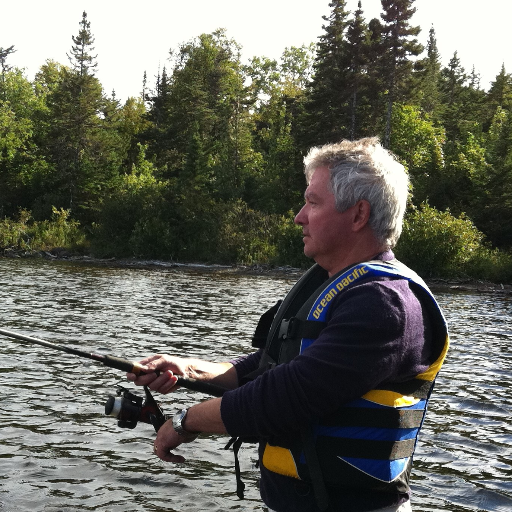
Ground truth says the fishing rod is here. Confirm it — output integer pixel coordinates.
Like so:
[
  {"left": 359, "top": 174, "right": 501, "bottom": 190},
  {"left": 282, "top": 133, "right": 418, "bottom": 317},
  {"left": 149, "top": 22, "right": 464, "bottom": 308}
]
[{"left": 0, "top": 327, "right": 228, "bottom": 431}]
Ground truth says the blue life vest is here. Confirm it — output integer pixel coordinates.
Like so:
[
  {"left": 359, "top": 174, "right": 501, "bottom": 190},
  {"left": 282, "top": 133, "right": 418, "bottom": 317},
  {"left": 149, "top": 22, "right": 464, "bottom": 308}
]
[{"left": 257, "top": 260, "right": 449, "bottom": 494}]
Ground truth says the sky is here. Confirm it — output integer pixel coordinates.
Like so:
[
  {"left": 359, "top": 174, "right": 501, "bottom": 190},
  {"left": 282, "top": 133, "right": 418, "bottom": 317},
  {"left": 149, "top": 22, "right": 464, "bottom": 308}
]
[{"left": 2, "top": 0, "right": 511, "bottom": 103}]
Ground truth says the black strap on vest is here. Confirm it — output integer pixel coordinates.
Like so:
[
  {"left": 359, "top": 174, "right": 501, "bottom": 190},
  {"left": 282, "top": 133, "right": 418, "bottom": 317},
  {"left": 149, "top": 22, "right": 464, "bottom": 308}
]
[
  {"left": 321, "top": 436, "right": 416, "bottom": 460},
  {"left": 224, "top": 437, "right": 246, "bottom": 499},
  {"left": 322, "top": 407, "right": 425, "bottom": 429},
  {"left": 300, "top": 425, "right": 330, "bottom": 511}
]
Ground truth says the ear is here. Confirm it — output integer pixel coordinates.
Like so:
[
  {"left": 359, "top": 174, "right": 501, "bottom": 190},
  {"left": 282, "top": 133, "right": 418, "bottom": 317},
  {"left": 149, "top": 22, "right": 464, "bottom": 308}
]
[{"left": 351, "top": 200, "right": 371, "bottom": 232}]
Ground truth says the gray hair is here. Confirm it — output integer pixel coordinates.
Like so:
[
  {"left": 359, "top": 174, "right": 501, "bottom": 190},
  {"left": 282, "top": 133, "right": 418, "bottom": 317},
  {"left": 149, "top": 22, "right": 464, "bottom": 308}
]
[{"left": 304, "top": 137, "right": 409, "bottom": 249}]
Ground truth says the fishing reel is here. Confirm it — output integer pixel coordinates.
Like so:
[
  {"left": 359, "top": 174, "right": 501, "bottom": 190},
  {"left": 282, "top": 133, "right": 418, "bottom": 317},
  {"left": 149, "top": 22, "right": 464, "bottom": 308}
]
[{"left": 104, "top": 385, "right": 170, "bottom": 432}]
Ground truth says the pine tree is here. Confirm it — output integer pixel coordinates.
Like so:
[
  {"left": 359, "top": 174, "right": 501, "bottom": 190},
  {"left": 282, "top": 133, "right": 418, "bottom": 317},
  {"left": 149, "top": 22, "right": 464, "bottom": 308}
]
[
  {"left": 345, "top": 1, "right": 370, "bottom": 139},
  {"left": 380, "top": 0, "right": 423, "bottom": 147},
  {"left": 67, "top": 11, "right": 98, "bottom": 77},
  {"left": 0, "top": 45, "right": 15, "bottom": 74},
  {"left": 42, "top": 12, "right": 112, "bottom": 222},
  {"left": 363, "top": 17, "right": 387, "bottom": 135},
  {"left": 470, "top": 107, "right": 512, "bottom": 247},
  {"left": 439, "top": 51, "right": 467, "bottom": 139},
  {"left": 419, "top": 26, "right": 442, "bottom": 119},
  {"left": 486, "top": 64, "right": 512, "bottom": 117},
  {"left": 141, "top": 70, "right": 147, "bottom": 102},
  {"left": 302, "top": 0, "right": 352, "bottom": 146},
  {"left": 144, "top": 30, "right": 253, "bottom": 199}
]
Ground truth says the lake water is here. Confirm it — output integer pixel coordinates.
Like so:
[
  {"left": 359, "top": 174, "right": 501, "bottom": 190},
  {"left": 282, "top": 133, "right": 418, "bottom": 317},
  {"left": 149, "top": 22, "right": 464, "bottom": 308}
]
[{"left": 0, "top": 258, "right": 511, "bottom": 512}]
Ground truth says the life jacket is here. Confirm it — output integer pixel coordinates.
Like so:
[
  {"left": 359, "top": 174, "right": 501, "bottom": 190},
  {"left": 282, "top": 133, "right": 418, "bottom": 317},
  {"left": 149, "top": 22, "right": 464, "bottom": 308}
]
[{"left": 253, "top": 260, "right": 449, "bottom": 502}]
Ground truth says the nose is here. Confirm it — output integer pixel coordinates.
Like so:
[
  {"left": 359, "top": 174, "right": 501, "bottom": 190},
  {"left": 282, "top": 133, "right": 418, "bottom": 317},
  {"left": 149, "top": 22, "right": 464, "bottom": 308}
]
[{"left": 294, "top": 205, "right": 307, "bottom": 226}]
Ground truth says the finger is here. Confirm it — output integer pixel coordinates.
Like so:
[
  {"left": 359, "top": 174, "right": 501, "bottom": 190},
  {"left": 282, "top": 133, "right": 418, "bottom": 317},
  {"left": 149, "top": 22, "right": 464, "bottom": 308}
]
[
  {"left": 127, "top": 371, "right": 159, "bottom": 386},
  {"left": 147, "top": 370, "right": 178, "bottom": 393},
  {"left": 153, "top": 443, "right": 185, "bottom": 463},
  {"left": 138, "top": 354, "right": 165, "bottom": 369},
  {"left": 155, "top": 371, "right": 179, "bottom": 394},
  {"left": 161, "top": 452, "right": 186, "bottom": 463}
]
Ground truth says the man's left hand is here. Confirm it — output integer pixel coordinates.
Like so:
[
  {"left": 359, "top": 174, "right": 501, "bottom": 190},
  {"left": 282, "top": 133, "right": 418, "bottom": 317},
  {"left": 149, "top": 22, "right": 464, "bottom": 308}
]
[{"left": 153, "top": 418, "right": 193, "bottom": 463}]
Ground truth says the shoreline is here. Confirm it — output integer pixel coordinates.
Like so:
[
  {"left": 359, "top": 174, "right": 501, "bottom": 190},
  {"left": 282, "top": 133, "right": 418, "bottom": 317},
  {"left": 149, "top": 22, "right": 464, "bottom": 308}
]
[{"left": 2, "top": 250, "right": 511, "bottom": 295}]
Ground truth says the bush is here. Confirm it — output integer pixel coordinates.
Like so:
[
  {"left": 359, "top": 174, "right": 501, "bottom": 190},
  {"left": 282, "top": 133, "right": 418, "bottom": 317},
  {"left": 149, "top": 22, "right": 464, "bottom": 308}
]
[
  {"left": 217, "top": 200, "right": 279, "bottom": 265},
  {"left": 90, "top": 164, "right": 170, "bottom": 258},
  {"left": 395, "top": 203, "right": 512, "bottom": 281},
  {"left": 274, "top": 211, "right": 310, "bottom": 268},
  {"left": 0, "top": 208, "right": 86, "bottom": 252},
  {"left": 461, "top": 245, "right": 512, "bottom": 283}
]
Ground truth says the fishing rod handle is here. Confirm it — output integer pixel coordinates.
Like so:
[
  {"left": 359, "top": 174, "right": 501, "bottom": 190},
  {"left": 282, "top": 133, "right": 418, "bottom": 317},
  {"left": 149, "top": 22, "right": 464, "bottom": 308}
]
[
  {"left": 101, "top": 354, "right": 145, "bottom": 374},
  {"left": 111, "top": 357, "right": 228, "bottom": 397}
]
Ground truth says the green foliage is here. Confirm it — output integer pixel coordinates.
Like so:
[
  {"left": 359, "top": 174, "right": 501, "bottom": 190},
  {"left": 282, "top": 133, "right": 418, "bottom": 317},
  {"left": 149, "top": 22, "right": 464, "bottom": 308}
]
[
  {"left": 0, "top": 207, "right": 86, "bottom": 252},
  {"left": 91, "top": 144, "right": 169, "bottom": 257},
  {"left": 395, "top": 203, "right": 511, "bottom": 280},
  {"left": 216, "top": 200, "right": 279, "bottom": 264},
  {"left": 274, "top": 211, "right": 311, "bottom": 268},
  {"left": 389, "top": 104, "right": 445, "bottom": 203},
  {"left": 0, "top": 68, "right": 51, "bottom": 217}
]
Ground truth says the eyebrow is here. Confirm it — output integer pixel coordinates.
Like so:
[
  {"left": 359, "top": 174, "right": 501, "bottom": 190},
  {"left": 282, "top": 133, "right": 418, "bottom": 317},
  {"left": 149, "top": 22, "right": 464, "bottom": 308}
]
[{"left": 304, "top": 190, "right": 321, "bottom": 201}]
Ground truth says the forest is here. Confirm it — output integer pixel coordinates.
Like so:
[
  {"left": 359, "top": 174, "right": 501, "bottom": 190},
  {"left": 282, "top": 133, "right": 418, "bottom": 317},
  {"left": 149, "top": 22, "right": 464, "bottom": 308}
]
[{"left": 1, "top": 0, "right": 512, "bottom": 281}]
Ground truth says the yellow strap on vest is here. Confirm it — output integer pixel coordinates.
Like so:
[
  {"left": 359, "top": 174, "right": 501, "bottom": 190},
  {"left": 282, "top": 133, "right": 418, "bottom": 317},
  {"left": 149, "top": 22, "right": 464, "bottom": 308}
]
[
  {"left": 416, "top": 335, "right": 450, "bottom": 381},
  {"left": 262, "top": 443, "right": 301, "bottom": 479},
  {"left": 362, "top": 390, "right": 421, "bottom": 408}
]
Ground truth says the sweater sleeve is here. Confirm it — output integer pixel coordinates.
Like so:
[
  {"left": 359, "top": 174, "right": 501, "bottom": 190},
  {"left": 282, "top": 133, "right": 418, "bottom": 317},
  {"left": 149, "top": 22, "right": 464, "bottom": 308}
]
[
  {"left": 221, "top": 278, "right": 432, "bottom": 439},
  {"left": 229, "top": 349, "right": 262, "bottom": 382}
]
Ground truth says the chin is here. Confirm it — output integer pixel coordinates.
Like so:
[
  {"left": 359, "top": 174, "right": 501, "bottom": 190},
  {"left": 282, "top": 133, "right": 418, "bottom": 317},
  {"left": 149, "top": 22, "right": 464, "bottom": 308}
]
[{"left": 303, "top": 247, "right": 315, "bottom": 260}]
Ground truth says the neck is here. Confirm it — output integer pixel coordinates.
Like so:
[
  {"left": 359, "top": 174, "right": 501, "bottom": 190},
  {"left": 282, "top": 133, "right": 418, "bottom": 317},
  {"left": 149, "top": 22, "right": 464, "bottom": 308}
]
[{"left": 323, "top": 240, "right": 385, "bottom": 277}]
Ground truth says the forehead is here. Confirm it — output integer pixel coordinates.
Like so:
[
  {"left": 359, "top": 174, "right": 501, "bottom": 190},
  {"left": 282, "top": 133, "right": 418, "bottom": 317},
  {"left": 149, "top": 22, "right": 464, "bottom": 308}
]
[{"left": 306, "top": 166, "right": 332, "bottom": 195}]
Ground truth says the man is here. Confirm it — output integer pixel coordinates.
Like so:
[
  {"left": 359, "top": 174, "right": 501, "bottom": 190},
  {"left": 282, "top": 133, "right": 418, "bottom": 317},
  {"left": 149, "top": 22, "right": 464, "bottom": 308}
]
[{"left": 128, "top": 137, "right": 449, "bottom": 512}]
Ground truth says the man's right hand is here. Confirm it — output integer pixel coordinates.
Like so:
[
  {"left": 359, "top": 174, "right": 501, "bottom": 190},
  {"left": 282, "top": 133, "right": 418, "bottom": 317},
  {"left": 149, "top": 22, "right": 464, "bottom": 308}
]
[{"left": 126, "top": 354, "right": 187, "bottom": 394}]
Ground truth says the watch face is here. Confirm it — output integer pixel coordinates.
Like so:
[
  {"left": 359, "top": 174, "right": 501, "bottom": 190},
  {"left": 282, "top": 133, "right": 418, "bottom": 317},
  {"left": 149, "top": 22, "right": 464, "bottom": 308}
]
[
  {"left": 172, "top": 409, "right": 198, "bottom": 440},
  {"left": 173, "top": 409, "right": 187, "bottom": 434}
]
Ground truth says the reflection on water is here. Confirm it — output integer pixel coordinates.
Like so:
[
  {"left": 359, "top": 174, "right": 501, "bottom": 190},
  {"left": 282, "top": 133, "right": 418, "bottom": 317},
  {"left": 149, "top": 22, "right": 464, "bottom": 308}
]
[{"left": 1, "top": 259, "right": 511, "bottom": 512}]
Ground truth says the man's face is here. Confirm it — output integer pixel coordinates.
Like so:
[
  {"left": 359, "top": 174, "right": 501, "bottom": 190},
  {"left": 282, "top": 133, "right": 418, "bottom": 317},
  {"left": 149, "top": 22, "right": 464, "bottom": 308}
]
[{"left": 294, "top": 166, "right": 353, "bottom": 272}]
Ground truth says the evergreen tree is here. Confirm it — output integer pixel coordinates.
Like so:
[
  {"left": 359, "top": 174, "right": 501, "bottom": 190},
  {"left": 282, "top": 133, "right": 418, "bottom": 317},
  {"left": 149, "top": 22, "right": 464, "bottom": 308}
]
[
  {"left": 0, "top": 45, "right": 15, "bottom": 73},
  {"left": 302, "top": 0, "right": 352, "bottom": 146},
  {"left": 142, "top": 70, "right": 147, "bottom": 102},
  {"left": 364, "top": 16, "right": 387, "bottom": 135},
  {"left": 418, "top": 26, "right": 442, "bottom": 119},
  {"left": 380, "top": 0, "right": 423, "bottom": 147},
  {"left": 345, "top": 1, "right": 370, "bottom": 139},
  {"left": 67, "top": 11, "right": 98, "bottom": 76},
  {"left": 439, "top": 51, "right": 467, "bottom": 140},
  {"left": 485, "top": 64, "right": 512, "bottom": 123},
  {"left": 40, "top": 12, "right": 114, "bottom": 223}
]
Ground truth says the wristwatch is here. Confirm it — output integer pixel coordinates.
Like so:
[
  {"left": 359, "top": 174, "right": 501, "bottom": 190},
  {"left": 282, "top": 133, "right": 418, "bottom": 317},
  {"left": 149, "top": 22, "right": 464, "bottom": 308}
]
[{"left": 172, "top": 409, "right": 199, "bottom": 441}]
